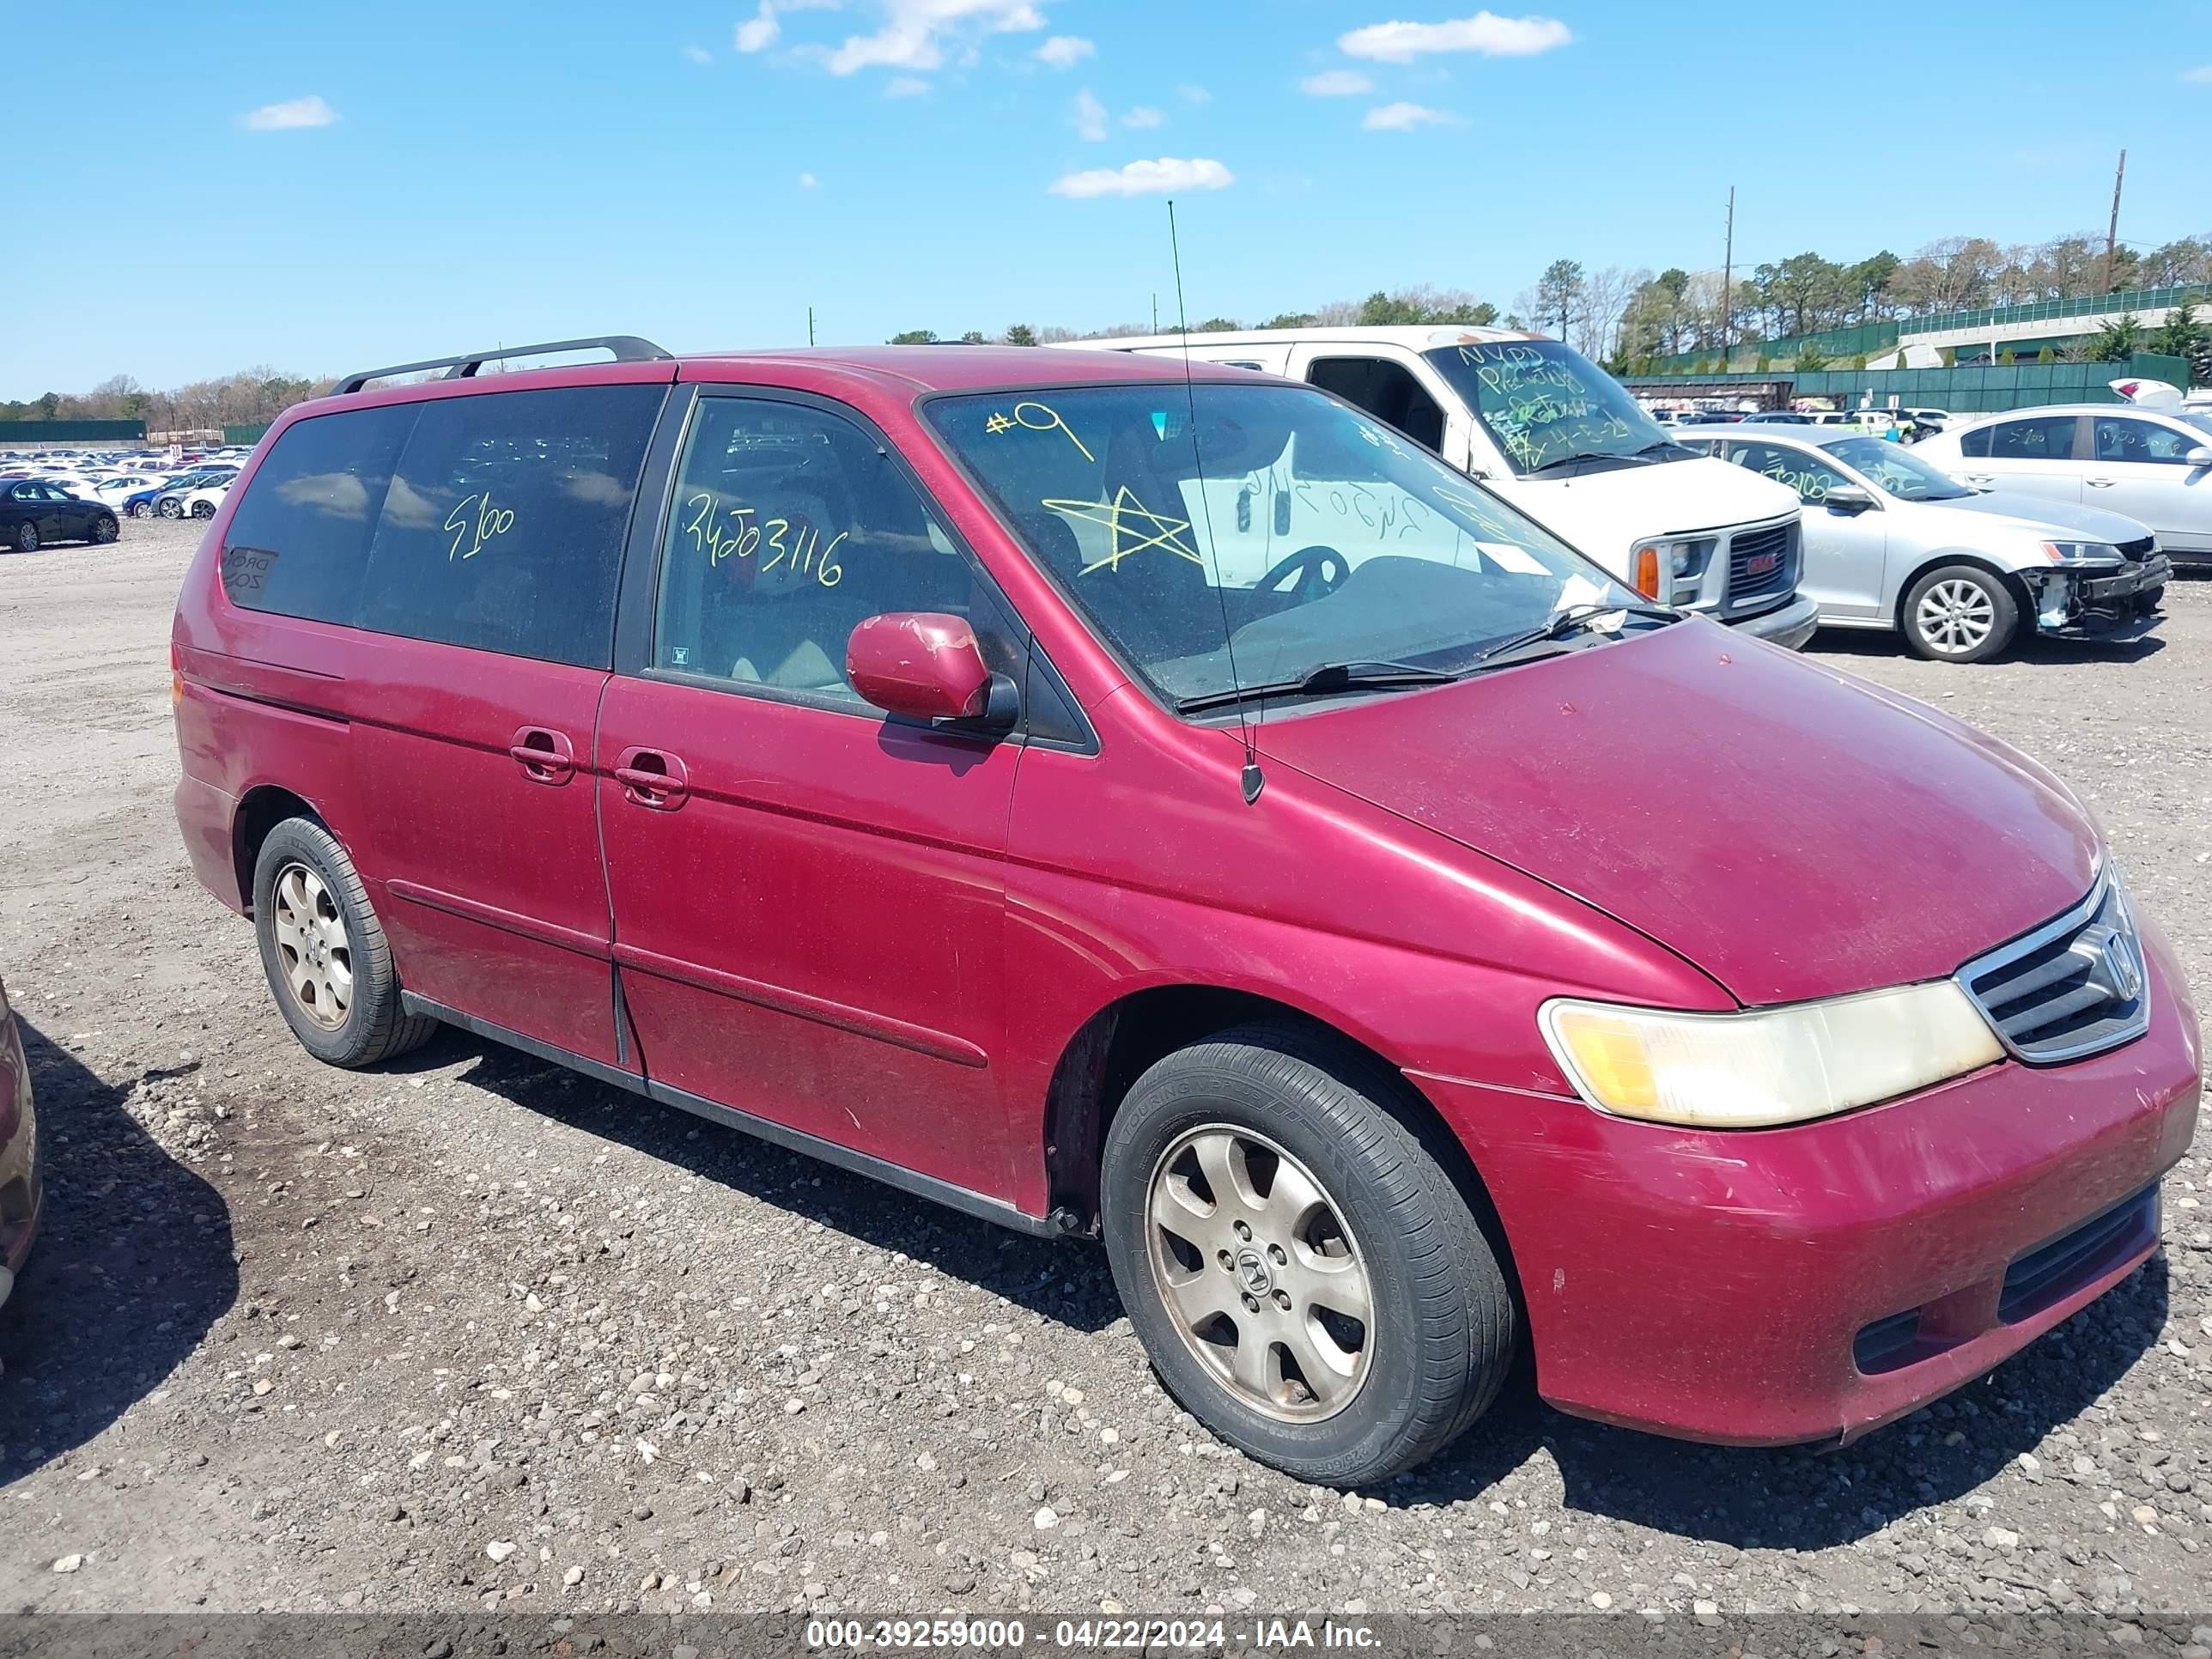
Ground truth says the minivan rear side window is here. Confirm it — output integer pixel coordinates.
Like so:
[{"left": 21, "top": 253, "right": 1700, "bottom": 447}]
[
  {"left": 219, "top": 404, "right": 416, "bottom": 624},
  {"left": 358, "top": 385, "right": 663, "bottom": 668}
]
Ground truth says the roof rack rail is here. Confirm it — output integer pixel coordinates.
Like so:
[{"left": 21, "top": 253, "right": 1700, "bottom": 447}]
[{"left": 335, "top": 336, "right": 673, "bottom": 396}]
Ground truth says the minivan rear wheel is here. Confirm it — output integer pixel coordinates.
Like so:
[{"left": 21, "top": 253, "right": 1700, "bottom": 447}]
[
  {"left": 252, "top": 817, "right": 437, "bottom": 1067},
  {"left": 1903, "top": 564, "right": 2017, "bottom": 663},
  {"left": 1100, "top": 1024, "right": 1515, "bottom": 1486}
]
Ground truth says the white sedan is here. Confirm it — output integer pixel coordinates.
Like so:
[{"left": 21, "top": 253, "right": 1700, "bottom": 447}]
[
  {"left": 1917, "top": 404, "right": 2212, "bottom": 567},
  {"left": 1677, "top": 423, "right": 2168, "bottom": 662}
]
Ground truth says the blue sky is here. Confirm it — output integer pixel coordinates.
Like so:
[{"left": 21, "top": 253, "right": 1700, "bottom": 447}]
[{"left": 9, "top": 1, "right": 2211, "bottom": 397}]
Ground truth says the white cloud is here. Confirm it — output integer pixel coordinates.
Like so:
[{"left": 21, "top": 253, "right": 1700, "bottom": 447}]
[
  {"left": 822, "top": 0, "right": 1046, "bottom": 76},
  {"left": 682, "top": 43, "right": 714, "bottom": 64},
  {"left": 2184, "top": 63, "right": 2212, "bottom": 82},
  {"left": 1122, "top": 106, "right": 1164, "bottom": 128},
  {"left": 241, "top": 95, "right": 337, "bottom": 131},
  {"left": 1299, "top": 69, "right": 1374, "bottom": 95},
  {"left": 885, "top": 75, "right": 932, "bottom": 94},
  {"left": 1034, "top": 33, "right": 1093, "bottom": 68},
  {"left": 1339, "top": 11, "right": 1571, "bottom": 62},
  {"left": 1048, "top": 156, "right": 1233, "bottom": 198},
  {"left": 1073, "top": 88, "right": 1109, "bottom": 140},
  {"left": 799, "top": 171, "right": 819, "bottom": 187},
  {"left": 736, "top": 0, "right": 839, "bottom": 54},
  {"left": 1176, "top": 82, "right": 1210, "bottom": 103},
  {"left": 1363, "top": 100, "right": 1462, "bottom": 130}
]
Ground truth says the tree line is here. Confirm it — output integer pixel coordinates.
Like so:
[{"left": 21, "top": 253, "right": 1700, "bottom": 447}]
[
  {"left": 2, "top": 368, "right": 332, "bottom": 433},
  {"left": 11, "top": 230, "right": 2209, "bottom": 427}
]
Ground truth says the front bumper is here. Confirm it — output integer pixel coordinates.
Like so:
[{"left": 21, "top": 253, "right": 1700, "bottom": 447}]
[
  {"left": 1725, "top": 592, "right": 1820, "bottom": 651},
  {"left": 1412, "top": 914, "right": 2201, "bottom": 1447},
  {"left": 0, "top": 1010, "right": 41, "bottom": 1313},
  {"left": 2028, "top": 554, "right": 2170, "bottom": 640}
]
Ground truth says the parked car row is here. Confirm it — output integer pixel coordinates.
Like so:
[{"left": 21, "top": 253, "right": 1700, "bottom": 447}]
[{"left": 161, "top": 334, "right": 2198, "bottom": 1489}]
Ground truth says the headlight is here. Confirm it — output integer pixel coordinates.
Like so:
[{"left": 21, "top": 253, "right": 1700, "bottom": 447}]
[
  {"left": 2040, "top": 540, "right": 2122, "bottom": 567},
  {"left": 1538, "top": 981, "right": 2002, "bottom": 1129}
]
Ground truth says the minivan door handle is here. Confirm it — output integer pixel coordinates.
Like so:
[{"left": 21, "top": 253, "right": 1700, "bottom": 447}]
[
  {"left": 2086, "top": 477, "right": 2117, "bottom": 488},
  {"left": 507, "top": 726, "right": 577, "bottom": 785},
  {"left": 613, "top": 746, "right": 690, "bottom": 810}
]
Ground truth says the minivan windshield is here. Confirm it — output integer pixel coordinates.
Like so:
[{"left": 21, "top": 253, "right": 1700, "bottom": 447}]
[
  {"left": 929, "top": 382, "right": 1651, "bottom": 708},
  {"left": 1824, "top": 435, "right": 1974, "bottom": 501},
  {"left": 1423, "top": 339, "right": 1676, "bottom": 475}
]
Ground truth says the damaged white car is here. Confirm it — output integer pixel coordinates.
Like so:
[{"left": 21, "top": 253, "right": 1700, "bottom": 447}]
[{"left": 1677, "top": 424, "right": 2169, "bottom": 662}]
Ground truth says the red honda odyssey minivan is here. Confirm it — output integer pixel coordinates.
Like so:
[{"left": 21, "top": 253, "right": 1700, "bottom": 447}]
[{"left": 172, "top": 337, "right": 2200, "bottom": 1486}]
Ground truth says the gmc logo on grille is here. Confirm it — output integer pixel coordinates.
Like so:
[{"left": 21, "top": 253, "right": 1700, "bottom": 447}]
[{"left": 1745, "top": 552, "right": 1779, "bottom": 577}]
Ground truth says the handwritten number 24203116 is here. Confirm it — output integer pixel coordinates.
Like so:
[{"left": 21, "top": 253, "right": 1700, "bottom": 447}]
[{"left": 684, "top": 492, "right": 844, "bottom": 587}]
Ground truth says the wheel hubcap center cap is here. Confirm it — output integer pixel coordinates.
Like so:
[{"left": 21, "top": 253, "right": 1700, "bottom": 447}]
[{"left": 1235, "top": 1246, "right": 1273, "bottom": 1297}]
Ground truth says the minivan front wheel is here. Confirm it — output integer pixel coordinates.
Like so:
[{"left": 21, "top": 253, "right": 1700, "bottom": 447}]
[
  {"left": 1102, "top": 1025, "right": 1515, "bottom": 1486},
  {"left": 1904, "top": 564, "right": 2017, "bottom": 663},
  {"left": 252, "top": 817, "right": 436, "bottom": 1067}
]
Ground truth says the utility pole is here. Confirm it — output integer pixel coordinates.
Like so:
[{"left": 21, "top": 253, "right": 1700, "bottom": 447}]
[
  {"left": 1152, "top": 292, "right": 1158, "bottom": 333},
  {"left": 807, "top": 307, "right": 816, "bottom": 347},
  {"left": 2102, "top": 149, "right": 2127, "bottom": 295},
  {"left": 1720, "top": 185, "right": 1735, "bottom": 369}
]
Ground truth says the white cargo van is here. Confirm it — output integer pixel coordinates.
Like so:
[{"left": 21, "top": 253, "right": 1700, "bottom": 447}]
[{"left": 1064, "top": 326, "right": 1818, "bottom": 646}]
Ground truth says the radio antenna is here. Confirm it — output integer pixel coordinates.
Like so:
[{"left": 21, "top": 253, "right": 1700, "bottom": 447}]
[{"left": 1169, "top": 198, "right": 1263, "bottom": 805}]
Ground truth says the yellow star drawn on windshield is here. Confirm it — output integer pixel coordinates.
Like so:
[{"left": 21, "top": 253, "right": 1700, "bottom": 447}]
[{"left": 1042, "top": 486, "right": 1206, "bottom": 574}]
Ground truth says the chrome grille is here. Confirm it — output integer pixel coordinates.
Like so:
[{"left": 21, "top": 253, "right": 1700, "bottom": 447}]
[
  {"left": 1955, "top": 874, "right": 2148, "bottom": 1063},
  {"left": 1728, "top": 521, "right": 1796, "bottom": 603}
]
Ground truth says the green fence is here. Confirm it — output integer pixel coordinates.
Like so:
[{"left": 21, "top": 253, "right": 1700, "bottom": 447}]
[
  {"left": 222, "top": 423, "right": 271, "bottom": 446},
  {"left": 1899, "top": 283, "right": 2210, "bottom": 338},
  {"left": 0, "top": 418, "right": 149, "bottom": 444},
  {"left": 1622, "top": 352, "right": 2192, "bottom": 414}
]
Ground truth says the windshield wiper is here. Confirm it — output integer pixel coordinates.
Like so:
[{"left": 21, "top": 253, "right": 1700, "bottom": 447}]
[
  {"left": 1526, "top": 448, "right": 1651, "bottom": 476},
  {"left": 1469, "top": 601, "right": 1680, "bottom": 667},
  {"left": 1176, "top": 659, "right": 1460, "bottom": 714}
]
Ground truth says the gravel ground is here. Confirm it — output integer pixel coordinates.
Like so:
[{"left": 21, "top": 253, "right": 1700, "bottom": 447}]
[{"left": 0, "top": 516, "right": 2206, "bottom": 1622}]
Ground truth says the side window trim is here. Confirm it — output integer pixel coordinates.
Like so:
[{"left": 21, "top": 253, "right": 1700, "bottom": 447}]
[{"left": 612, "top": 383, "right": 1096, "bottom": 754}]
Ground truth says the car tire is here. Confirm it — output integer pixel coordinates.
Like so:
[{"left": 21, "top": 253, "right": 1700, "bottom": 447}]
[
  {"left": 90, "top": 514, "right": 118, "bottom": 544},
  {"left": 13, "top": 523, "right": 35, "bottom": 553},
  {"left": 1100, "top": 1024, "right": 1515, "bottom": 1486},
  {"left": 1902, "top": 563, "right": 2017, "bottom": 664},
  {"left": 252, "top": 817, "right": 438, "bottom": 1068},
  {"left": 189, "top": 501, "right": 216, "bottom": 520},
  {"left": 159, "top": 498, "right": 181, "bottom": 519},
  {"left": 128, "top": 501, "right": 151, "bottom": 519}
]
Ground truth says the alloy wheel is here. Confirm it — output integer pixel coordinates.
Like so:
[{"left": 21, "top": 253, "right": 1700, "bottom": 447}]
[
  {"left": 1915, "top": 577, "right": 1996, "bottom": 655},
  {"left": 1145, "top": 1125, "right": 1373, "bottom": 1422},
  {"left": 270, "top": 861, "right": 353, "bottom": 1030}
]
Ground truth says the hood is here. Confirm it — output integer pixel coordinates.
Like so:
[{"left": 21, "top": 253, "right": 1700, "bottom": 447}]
[
  {"left": 1254, "top": 619, "right": 2099, "bottom": 1006},
  {"left": 1492, "top": 453, "right": 1801, "bottom": 556},
  {"left": 1936, "top": 489, "right": 2154, "bottom": 546}
]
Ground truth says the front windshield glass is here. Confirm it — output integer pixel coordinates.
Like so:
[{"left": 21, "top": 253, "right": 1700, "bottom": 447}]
[
  {"left": 1423, "top": 339, "right": 1674, "bottom": 474},
  {"left": 1825, "top": 435, "right": 1973, "bottom": 501},
  {"left": 928, "top": 383, "right": 1645, "bottom": 708}
]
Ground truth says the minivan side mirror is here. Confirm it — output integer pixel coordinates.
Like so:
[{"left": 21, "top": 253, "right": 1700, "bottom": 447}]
[
  {"left": 847, "top": 612, "right": 1018, "bottom": 732},
  {"left": 1822, "top": 483, "right": 1878, "bottom": 513}
]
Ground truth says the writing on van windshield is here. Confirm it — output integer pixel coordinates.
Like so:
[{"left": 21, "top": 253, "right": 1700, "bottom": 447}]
[
  {"left": 445, "top": 489, "right": 516, "bottom": 562},
  {"left": 1457, "top": 345, "right": 1633, "bottom": 471},
  {"left": 1042, "top": 486, "right": 1205, "bottom": 574},
  {"left": 984, "top": 401, "right": 1097, "bottom": 464},
  {"left": 683, "top": 491, "right": 846, "bottom": 587}
]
